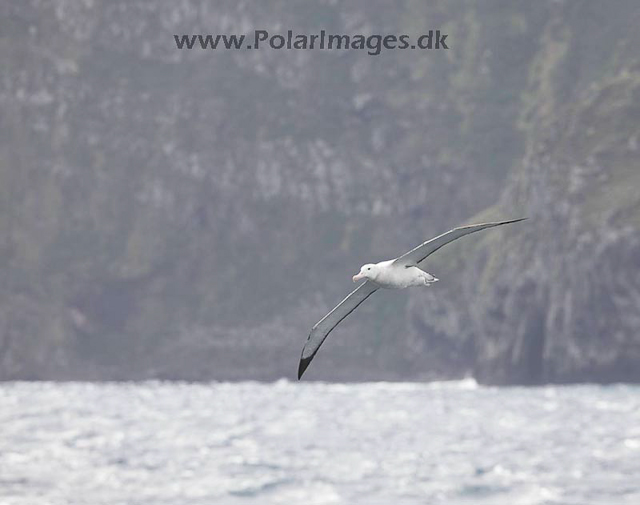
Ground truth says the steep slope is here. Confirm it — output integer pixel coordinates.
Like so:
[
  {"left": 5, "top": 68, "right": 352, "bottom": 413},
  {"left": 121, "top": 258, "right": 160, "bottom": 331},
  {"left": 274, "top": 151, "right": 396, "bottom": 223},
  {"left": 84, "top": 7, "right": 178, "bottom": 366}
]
[
  {"left": 1, "top": 1, "right": 638, "bottom": 382},
  {"left": 411, "top": 2, "right": 640, "bottom": 384}
]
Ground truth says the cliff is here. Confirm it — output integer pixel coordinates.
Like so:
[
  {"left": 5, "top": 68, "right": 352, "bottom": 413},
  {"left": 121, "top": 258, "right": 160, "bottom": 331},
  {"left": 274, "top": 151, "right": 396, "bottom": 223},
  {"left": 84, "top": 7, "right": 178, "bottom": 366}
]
[{"left": 0, "top": 1, "right": 638, "bottom": 383}]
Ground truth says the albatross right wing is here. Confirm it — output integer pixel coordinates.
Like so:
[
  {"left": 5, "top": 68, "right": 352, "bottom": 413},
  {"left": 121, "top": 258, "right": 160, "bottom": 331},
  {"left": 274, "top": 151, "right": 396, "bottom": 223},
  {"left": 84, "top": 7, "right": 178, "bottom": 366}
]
[
  {"left": 298, "top": 281, "right": 378, "bottom": 380},
  {"left": 393, "top": 218, "right": 527, "bottom": 267}
]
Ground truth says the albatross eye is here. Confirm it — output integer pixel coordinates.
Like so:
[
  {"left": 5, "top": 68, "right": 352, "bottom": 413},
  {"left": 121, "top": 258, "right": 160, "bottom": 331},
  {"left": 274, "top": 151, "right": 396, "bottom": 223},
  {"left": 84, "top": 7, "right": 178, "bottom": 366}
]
[{"left": 367, "top": 267, "right": 371, "bottom": 271}]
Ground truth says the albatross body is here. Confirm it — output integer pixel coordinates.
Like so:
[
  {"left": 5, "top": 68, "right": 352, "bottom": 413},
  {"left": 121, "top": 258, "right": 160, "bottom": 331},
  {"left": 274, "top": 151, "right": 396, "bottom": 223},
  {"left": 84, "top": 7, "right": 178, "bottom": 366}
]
[
  {"left": 352, "top": 260, "right": 438, "bottom": 289},
  {"left": 297, "top": 218, "right": 526, "bottom": 379}
]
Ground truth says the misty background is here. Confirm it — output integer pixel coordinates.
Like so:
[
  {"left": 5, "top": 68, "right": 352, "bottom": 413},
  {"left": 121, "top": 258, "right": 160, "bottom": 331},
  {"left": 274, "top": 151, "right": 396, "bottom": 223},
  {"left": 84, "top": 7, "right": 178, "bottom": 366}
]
[{"left": 2, "top": 0, "right": 640, "bottom": 384}]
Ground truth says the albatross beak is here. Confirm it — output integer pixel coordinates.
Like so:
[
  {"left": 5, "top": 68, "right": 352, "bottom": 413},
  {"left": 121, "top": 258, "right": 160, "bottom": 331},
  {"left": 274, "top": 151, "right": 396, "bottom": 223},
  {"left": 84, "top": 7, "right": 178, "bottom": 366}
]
[{"left": 352, "top": 273, "right": 364, "bottom": 282}]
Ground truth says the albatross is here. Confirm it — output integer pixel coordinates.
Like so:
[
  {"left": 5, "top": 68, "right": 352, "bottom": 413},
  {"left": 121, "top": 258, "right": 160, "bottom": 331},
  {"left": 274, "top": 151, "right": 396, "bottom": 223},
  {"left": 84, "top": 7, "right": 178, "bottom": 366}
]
[{"left": 297, "top": 218, "right": 526, "bottom": 379}]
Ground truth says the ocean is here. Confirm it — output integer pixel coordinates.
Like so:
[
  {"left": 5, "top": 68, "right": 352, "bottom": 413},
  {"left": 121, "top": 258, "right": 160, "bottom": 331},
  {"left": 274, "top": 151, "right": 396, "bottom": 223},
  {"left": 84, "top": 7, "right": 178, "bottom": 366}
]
[{"left": 1, "top": 379, "right": 638, "bottom": 504}]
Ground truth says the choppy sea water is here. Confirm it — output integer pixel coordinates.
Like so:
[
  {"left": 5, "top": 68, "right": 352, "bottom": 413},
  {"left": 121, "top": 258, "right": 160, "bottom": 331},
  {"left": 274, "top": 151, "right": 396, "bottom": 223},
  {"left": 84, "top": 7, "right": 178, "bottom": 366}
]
[{"left": 1, "top": 380, "right": 639, "bottom": 505}]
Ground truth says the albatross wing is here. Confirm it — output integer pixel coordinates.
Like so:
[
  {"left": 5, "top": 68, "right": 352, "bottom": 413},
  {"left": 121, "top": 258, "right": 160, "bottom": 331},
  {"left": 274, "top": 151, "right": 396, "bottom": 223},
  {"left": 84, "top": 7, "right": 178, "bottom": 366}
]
[
  {"left": 298, "top": 281, "right": 378, "bottom": 379},
  {"left": 393, "top": 218, "right": 527, "bottom": 267}
]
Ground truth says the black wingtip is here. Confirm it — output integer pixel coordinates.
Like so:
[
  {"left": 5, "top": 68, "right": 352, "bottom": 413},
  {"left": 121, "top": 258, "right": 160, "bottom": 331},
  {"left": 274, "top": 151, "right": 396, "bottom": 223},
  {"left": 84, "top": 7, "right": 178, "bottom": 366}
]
[
  {"left": 493, "top": 217, "right": 528, "bottom": 227},
  {"left": 297, "top": 356, "right": 312, "bottom": 380}
]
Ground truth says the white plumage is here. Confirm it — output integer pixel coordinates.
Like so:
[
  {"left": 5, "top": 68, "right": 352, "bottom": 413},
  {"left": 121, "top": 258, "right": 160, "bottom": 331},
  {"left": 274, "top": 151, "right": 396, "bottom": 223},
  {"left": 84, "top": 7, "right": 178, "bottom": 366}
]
[{"left": 352, "top": 260, "right": 438, "bottom": 289}]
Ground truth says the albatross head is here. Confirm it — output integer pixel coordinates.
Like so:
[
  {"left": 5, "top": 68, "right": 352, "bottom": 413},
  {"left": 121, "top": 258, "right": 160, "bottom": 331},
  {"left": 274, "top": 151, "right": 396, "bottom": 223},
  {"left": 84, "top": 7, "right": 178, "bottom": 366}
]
[{"left": 353, "top": 263, "right": 378, "bottom": 282}]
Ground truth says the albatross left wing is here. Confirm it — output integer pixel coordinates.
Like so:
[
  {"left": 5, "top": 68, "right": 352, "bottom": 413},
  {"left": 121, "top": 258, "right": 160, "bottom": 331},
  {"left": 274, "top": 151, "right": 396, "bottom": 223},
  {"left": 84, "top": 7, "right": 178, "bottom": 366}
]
[
  {"left": 393, "top": 218, "right": 527, "bottom": 267},
  {"left": 298, "top": 280, "right": 378, "bottom": 379}
]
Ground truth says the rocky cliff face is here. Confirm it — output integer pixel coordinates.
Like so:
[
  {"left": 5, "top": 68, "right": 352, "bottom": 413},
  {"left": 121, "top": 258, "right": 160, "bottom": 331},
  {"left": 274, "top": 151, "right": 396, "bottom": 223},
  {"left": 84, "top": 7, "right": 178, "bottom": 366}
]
[
  {"left": 1, "top": 1, "right": 638, "bottom": 383},
  {"left": 479, "top": 43, "right": 640, "bottom": 383},
  {"left": 415, "top": 2, "right": 640, "bottom": 384}
]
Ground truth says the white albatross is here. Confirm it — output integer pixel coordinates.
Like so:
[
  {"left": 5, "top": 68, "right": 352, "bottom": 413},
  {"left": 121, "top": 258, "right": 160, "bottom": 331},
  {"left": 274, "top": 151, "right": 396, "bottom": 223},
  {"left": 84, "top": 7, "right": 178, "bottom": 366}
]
[{"left": 297, "top": 218, "right": 526, "bottom": 379}]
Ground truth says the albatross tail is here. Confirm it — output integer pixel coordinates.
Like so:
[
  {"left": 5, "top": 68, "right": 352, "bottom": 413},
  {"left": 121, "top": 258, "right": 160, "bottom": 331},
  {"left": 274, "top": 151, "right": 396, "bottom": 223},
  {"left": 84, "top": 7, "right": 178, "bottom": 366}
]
[{"left": 423, "top": 271, "right": 438, "bottom": 285}]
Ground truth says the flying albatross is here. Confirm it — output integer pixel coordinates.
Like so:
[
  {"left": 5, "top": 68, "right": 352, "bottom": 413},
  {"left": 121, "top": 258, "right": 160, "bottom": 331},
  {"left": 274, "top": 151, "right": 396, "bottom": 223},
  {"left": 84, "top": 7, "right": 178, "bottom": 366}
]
[{"left": 297, "top": 218, "right": 526, "bottom": 379}]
